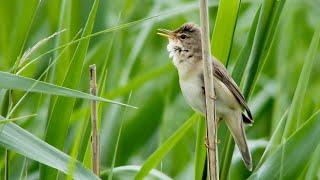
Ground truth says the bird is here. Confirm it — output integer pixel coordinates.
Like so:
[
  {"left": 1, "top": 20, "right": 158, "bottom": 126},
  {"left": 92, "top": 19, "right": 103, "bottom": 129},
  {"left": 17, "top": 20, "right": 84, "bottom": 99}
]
[{"left": 157, "top": 23, "right": 253, "bottom": 171}]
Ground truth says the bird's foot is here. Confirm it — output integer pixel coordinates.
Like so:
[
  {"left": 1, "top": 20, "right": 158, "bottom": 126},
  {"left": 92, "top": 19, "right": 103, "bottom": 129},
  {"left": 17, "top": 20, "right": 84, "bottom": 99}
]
[
  {"left": 205, "top": 138, "right": 220, "bottom": 150},
  {"left": 205, "top": 140, "right": 213, "bottom": 150},
  {"left": 209, "top": 95, "right": 216, "bottom": 100}
]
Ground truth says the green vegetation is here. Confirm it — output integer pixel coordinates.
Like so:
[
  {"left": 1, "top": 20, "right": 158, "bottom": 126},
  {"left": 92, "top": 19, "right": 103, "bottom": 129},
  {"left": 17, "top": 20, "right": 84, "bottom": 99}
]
[{"left": 0, "top": 0, "right": 319, "bottom": 179}]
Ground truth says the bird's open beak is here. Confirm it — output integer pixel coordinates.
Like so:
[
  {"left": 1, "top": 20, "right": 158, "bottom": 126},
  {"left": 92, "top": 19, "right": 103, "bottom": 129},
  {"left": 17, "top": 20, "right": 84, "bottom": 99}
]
[{"left": 157, "top": 29, "right": 175, "bottom": 39}]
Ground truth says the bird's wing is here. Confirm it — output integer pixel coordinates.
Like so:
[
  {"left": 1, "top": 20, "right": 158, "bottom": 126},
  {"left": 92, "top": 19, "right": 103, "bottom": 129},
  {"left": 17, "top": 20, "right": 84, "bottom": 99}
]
[{"left": 212, "top": 57, "right": 253, "bottom": 122}]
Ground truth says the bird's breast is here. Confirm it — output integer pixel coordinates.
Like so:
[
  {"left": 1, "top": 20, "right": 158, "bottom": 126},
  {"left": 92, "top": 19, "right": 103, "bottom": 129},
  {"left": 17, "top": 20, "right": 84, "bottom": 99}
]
[
  {"left": 179, "top": 75, "right": 206, "bottom": 114},
  {"left": 179, "top": 74, "right": 241, "bottom": 118}
]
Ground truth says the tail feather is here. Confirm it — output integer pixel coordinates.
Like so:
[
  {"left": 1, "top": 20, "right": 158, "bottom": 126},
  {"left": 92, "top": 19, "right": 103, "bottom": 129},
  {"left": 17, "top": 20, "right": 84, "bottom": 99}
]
[
  {"left": 242, "top": 113, "right": 254, "bottom": 124},
  {"left": 225, "top": 112, "right": 252, "bottom": 171}
]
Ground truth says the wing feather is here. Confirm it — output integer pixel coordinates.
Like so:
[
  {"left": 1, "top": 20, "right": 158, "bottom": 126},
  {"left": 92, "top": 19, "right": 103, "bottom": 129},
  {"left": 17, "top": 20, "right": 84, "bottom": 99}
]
[{"left": 212, "top": 57, "right": 253, "bottom": 122}]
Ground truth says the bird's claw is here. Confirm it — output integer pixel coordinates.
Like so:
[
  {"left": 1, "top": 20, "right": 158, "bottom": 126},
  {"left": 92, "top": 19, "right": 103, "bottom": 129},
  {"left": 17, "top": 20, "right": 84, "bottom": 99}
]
[
  {"left": 210, "top": 95, "right": 216, "bottom": 100},
  {"left": 205, "top": 140, "right": 214, "bottom": 150},
  {"left": 205, "top": 138, "right": 220, "bottom": 150}
]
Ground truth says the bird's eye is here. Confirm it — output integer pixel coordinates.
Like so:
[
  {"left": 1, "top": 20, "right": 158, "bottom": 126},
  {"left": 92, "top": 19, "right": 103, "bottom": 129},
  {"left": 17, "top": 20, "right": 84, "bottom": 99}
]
[{"left": 180, "top": 34, "right": 187, "bottom": 39}]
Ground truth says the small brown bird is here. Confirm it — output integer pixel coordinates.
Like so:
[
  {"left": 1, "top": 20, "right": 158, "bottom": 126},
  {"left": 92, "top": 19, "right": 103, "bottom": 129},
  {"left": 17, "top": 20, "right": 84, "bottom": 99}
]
[{"left": 157, "top": 23, "right": 253, "bottom": 170}]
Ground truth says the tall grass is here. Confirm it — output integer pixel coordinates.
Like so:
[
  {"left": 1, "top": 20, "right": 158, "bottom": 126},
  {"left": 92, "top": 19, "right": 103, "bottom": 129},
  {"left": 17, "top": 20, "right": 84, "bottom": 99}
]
[{"left": 0, "top": 0, "right": 319, "bottom": 179}]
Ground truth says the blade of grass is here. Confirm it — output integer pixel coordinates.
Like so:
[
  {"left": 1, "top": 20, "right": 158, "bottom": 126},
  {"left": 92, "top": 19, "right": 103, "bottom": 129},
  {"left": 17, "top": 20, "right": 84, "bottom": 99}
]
[
  {"left": 211, "top": 0, "right": 241, "bottom": 65},
  {"left": 7, "top": 0, "right": 40, "bottom": 68},
  {"left": 0, "top": 114, "right": 37, "bottom": 124},
  {"left": 101, "top": 0, "right": 162, "bottom": 168},
  {"left": 255, "top": 109, "right": 288, "bottom": 169},
  {"left": 304, "top": 144, "right": 320, "bottom": 179},
  {"left": 2, "top": 59, "right": 52, "bottom": 179},
  {"left": 243, "top": 0, "right": 286, "bottom": 99},
  {"left": 135, "top": 113, "right": 200, "bottom": 179},
  {"left": 106, "top": 63, "right": 174, "bottom": 99},
  {"left": 219, "top": 7, "right": 261, "bottom": 179},
  {"left": 20, "top": 14, "right": 162, "bottom": 72},
  {"left": 208, "top": 0, "right": 242, "bottom": 177},
  {"left": 271, "top": 1, "right": 295, "bottom": 130},
  {"left": 16, "top": 29, "right": 83, "bottom": 75},
  {"left": 2, "top": 29, "right": 87, "bottom": 177},
  {"left": 6, "top": 57, "right": 53, "bottom": 119},
  {"left": 67, "top": 108, "right": 92, "bottom": 180},
  {"left": 17, "top": 0, "right": 227, "bottom": 73},
  {"left": 231, "top": 6, "right": 261, "bottom": 84},
  {"left": 0, "top": 71, "right": 134, "bottom": 108},
  {"left": 108, "top": 92, "right": 132, "bottom": 180},
  {"left": 219, "top": 2, "right": 286, "bottom": 176},
  {"left": 101, "top": 165, "right": 172, "bottom": 180},
  {"left": 97, "top": 12, "right": 122, "bottom": 98},
  {"left": 249, "top": 79, "right": 276, "bottom": 115},
  {"left": 248, "top": 109, "right": 320, "bottom": 179},
  {"left": 120, "top": 1, "right": 161, "bottom": 85},
  {"left": 283, "top": 25, "right": 320, "bottom": 138},
  {"left": 0, "top": 118, "right": 99, "bottom": 180},
  {"left": 18, "top": 157, "right": 27, "bottom": 180},
  {"left": 13, "top": 0, "right": 42, "bottom": 70},
  {"left": 194, "top": 117, "right": 206, "bottom": 180},
  {"left": 18, "top": 29, "right": 66, "bottom": 68},
  {"left": 2, "top": 1, "right": 40, "bottom": 177},
  {"left": 40, "top": 0, "right": 100, "bottom": 178},
  {"left": 52, "top": 0, "right": 73, "bottom": 85},
  {"left": 3, "top": 89, "right": 13, "bottom": 180}
]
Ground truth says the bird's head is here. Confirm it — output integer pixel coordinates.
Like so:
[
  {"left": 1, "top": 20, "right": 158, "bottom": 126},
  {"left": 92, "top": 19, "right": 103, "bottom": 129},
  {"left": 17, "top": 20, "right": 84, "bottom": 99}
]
[{"left": 157, "top": 23, "right": 202, "bottom": 66}]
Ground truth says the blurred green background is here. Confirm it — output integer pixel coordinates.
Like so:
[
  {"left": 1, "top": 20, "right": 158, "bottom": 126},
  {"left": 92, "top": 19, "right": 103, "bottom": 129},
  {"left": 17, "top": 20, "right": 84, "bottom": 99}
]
[{"left": 0, "top": 0, "right": 319, "bottom": 179}]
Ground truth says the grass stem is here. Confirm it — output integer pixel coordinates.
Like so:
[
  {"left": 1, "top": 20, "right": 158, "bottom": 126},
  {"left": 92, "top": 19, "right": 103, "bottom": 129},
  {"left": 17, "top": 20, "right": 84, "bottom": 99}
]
[{"left": 89, "top": 64, "right": 100, "bottom": 175}]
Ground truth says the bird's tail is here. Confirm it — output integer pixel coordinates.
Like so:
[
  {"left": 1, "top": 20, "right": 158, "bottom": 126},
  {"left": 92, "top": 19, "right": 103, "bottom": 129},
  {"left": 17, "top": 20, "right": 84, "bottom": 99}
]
[{"left": 225, "top": 112, "right": 252, "bottom": 171}]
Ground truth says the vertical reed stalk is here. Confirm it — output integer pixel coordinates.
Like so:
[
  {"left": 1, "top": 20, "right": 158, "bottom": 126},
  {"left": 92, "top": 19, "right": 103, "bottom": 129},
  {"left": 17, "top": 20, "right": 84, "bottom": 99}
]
[
  {"left": 89, "top": 64, "right": 100, "bottom": 175},
  {"left": 199, "top": 0, "right": 219, "bottom": 179}
]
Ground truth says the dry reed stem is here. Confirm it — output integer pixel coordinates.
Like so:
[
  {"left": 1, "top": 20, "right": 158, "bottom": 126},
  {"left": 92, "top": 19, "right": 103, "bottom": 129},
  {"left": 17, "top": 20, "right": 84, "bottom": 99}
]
[
  {"left": 89, "top": 64, "right": 100, "bottom": 175},
  {"left": 199, "top": 0, "right": 219, "bottom": 179}
]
